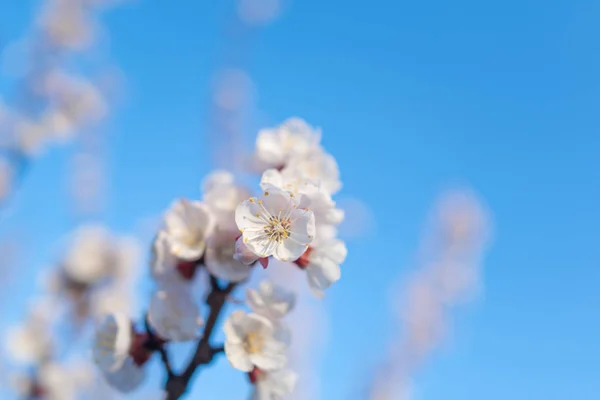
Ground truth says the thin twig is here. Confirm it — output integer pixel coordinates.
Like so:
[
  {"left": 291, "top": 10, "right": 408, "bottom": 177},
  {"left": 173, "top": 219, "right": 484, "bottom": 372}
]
[
  {"left": 161, "top": 275, "right": 237, "bottom": 400},
  {"left": 144, "top": 316, "right": 173, "bottom": 377}
]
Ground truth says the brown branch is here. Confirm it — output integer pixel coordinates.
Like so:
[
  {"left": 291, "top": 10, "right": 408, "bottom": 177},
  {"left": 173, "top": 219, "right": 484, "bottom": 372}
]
[
  {"left": 144, "top": 316, "right": 173, "bottom": 377},
  {"left": 162, "top": 275, "right": 237, "bottom": 400}
]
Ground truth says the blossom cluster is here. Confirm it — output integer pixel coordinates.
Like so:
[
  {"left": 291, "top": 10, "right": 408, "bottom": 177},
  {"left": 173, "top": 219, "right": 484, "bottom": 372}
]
[
  {"left": 4, "top": 224, "right": 140, "bottom": 399},
  {"left": 91, "top": 117, "right": 347, "bottom": 398},
  {"left": 0, "top": 0, "right": 120, "bottom": 202}
]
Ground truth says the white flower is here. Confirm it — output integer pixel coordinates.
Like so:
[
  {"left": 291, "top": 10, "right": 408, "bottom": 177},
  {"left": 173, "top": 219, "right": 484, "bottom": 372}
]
[
  {"left": 5, "top": 305, "right": 53, "bottom": 364},
  {"left": 201, "top": 170, "right": 235, "bottom": 193},
  {"left": 40, "top": 3, "right": 95, "bottom": 50},
  {"left": 205, "top": 232, "right": 252, "bottom": 282},
  {"left": 284, "top": 149, "right": 341, "bottom": 195},
  {"left": 203, "top": 175, "right": 250, "bottom": 232},
  {"left": 148, "top": 283, "right": 203, "bottom": 342},
  {"left": 251, "top": 369, "right": 298, "bottom": 400},
  {"left": 91, "top": 284, "right": 134, "bottom": 317},
  {"left": 235, "top": 187, "right": 315, "bottom": 262},
  {"left": 61, "top": 224, "right": 115, "bottom": 285},
  {"left": 150, "top": 231, "right": 187, "bottom": 284},
  {"left": 298, "top": 239, "right": 347, "bottom": 297},
  {"left": 254, "top": 118, "right": 321, "bottom": 169},
  {"left": 38, "top": 363, "right": 78, "bottom": 400},
  {"left": 163, "top": 199, "right": 215, "bottom": 260},
  {"left": 224, "top": 310, "right": 289, "bottom": 372},
  {"left": 92, "top": 313, "right": 132, "bottom": 373},
  {"left": 261, "top": 169, "right": 344, "bottom": 226},
  {"left": 102, "top": 357, "right": 146, "bottom": 393},
  {"left": 246, "top": 281, "right": 295, "bottom": 320}
]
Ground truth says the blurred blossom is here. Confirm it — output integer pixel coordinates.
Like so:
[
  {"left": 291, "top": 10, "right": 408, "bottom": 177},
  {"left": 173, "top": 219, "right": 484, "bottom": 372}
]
[
  {"left": 205, "top": 231, "right": 253, "bottom": 282},
  {"left": 162, "top": 199, "right": 216, "bottom": 261},
  {"left": 5, "top": 301, "right": 55, "bottom": 364},
  {"left": 212, "top": 68, "right": 255, "bottom": 111},
  {"left": 69, "top": 151, "right": 106, "bottom": 215},
  {"left": 61, "top": 224, "right": 135, "bottom": 285},
  {"left": 246, "top": 280, "right": 296, "bottom": 320},
  {"left": 0, "top": 157, "right": 14, "bottom": 201},
  {"left": 38, "top": 0, "right": 97, "bottom": 51},
  {"left": 253, "top": 118, "right": 321, "bottom": 171},
  {"left": 369, "top": 189, "right": 491, "bottom": 400},
  {"left": 148, "top": 283, "right": 203, "bottom": 342},
  {"left": 237, "top": 0, "right": 282, "bottom": 25}
]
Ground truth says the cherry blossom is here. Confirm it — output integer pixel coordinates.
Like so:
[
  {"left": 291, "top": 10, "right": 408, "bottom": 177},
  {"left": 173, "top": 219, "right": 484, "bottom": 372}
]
[
  {"left": 92, "top": 313, "right": 133, "bottom": 373},
  {"left": 224, "top": 310, "right": 289, "bottom": 372},
  {"left": 203, "top": 171, "right": 250, "bottom": 232},
  {"left": 284, "top": 149, "right": 341, "bottom": 195},
  {"left": 148, "top": 283, "right": 203, "bottom": 342},
  {"left": 235, "top": 186, "right": 315, "bottom": 262},
  {"left": 205, "top": 232, "right": 252, "bottom": 282},
  {"left": 253, "top": 118, "right": 321, "bottom": 170},
  {"left": 260, "top": 168, "right": 344, "bottom": 226},
  {"left": 296, "top": 238, "right": 347, "bottom": 297},
  {"left": 246, "top": 281, "right": 295, "bottom": 320},
  {"left": 249, "top": 368, "right": 298, "bottom": 400},
  {"left": 162, "top": 199, "right": 215, "bottom": 261}
]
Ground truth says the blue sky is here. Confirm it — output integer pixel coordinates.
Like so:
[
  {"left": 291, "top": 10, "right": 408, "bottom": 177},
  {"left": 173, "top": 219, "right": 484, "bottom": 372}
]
[{"left": 1, "top": 0, "right": 600, "bottom": 399}]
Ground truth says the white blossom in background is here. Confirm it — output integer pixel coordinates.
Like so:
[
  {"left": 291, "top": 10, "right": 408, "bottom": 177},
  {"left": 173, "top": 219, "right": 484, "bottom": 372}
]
[
  {"left": 237, "top": 0, "right": 282, "bottom": 26},
  {"left": 246, "top": 281, "right": 295, "bottom": 320},
  {"left": 235, "top": 186, "right": 315, "bottom": 262},
  {"left": 5, "top": 301, "right": 54, "bottom": 364},
  {"left": 61, "top": 224, "right": 115, "bottom": 285},
  {"left": 224, "top": 310, "right": 289, "bottom": 372},
  {"left": 203, "top": 170, "right": 250, "bottom": 232},
  {"left": 150, "top": 231, "right": 187, "bottom": 284},
  {"left": 148, "top": 283, "right": 203, "bottom": 342},
  {"left": 38, "top": 0, "right": 96, "bottom": 50},
  {"left": 205, "top": 231, "right": 252, "bottom": 282},
  {"left": 250, "top": 369, "right": 298, "bottom": 400},
  {"left": 0, "top": 157, "right": 13, "bottom": 201},
  {"left": 162, "top": 199, "right": 215, "bottom": 261},
  {"left": 253, "top": 118, "right": 321, "bottom": 170},
  {"left": 37, "top": 361, "right": 91, "bottom": 400},
  {"left": 284, "top": 149, "right": 342, "bottom": 195},
  {"left": 92, "top": 313, "right": 133, "bottom": 373},
  {"left": 201, "top": 169, "right": 235, "bottom": 193}
]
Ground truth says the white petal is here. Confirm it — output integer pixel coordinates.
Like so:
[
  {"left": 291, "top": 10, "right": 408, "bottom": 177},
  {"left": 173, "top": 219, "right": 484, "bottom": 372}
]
[
  {"left": 246, "top": 281, "right": 295, "bottom": 319},
  {"left": 224, "top": 341, "right": 253, "bottom": 372},
  {"left": 259, "top": 169, "right": 284, "bottom": 191},
  {"left": 234, "top": 236, "right": 260, "bottom": 266},
  {"left": 147, "top": 283, "right": 202, "bottom": 342},
  {"left": 201, "top": 170, "right": 234, "bottom": 193},
  {"left": 102, "top": 357, "right": 145, "bottom": 393},
  {"left": 92, "top": 313, "right": 132, "bottom": 373},
  {"left": 250, "top": 337, "right": 288, "bottom": 371},
  {"left": 206, "top": 233, "right": 252, "bottom": 282},
  {"left": 306, "top": 257, "right": 341, "bottom": 293}
]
